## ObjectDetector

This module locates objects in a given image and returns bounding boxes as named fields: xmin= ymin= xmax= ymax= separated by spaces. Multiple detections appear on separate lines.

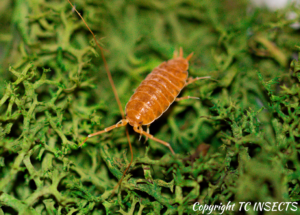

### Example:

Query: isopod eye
xmin=139 ymin=121 xmax=143 ymax=125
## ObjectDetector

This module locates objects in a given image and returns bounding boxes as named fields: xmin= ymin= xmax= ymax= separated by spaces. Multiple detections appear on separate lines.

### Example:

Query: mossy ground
xmin=0 ymin=0 xmax=300 ymax=214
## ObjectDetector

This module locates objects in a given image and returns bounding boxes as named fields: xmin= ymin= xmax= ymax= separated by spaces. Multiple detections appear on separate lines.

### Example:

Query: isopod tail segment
xmin=173 ymin=47 xmax=193 ymax=60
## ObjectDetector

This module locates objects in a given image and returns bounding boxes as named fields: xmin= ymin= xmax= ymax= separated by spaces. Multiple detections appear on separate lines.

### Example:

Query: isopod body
xmin=126 ymin=55 xmax=189 ymax=126
xmin=82 ymin=48 xmax=209 ymax=155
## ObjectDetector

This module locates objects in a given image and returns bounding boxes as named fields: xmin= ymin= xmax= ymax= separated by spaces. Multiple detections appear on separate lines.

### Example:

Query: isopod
xmin=82 ymin=48 xmax=210 ymax=154
xmin=67 ymin=0 xmax=210 ymax=191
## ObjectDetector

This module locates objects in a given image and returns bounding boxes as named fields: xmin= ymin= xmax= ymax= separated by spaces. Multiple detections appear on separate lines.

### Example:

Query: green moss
xmin=1 ymin=0 xmax=300 ymax=214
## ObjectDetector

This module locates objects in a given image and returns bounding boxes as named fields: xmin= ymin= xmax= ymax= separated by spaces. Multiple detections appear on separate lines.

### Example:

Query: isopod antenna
xmin=67 ymin=0 xmax=133 ymax=194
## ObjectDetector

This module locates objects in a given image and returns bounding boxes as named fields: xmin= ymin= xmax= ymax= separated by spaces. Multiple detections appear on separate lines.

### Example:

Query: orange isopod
xmin=81 ymin=48 xmax=210 ymax=154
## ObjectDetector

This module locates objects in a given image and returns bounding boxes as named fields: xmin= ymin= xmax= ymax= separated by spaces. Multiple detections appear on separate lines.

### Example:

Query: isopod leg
xmin=133 ymin=126 xmax=175 ymax=155
xmin=179 ymin=47 xmax=183 ymax=58
xmin=186 ymin=52 xmax=194 ymax=61
xmin=143 ymin=125 xmax=150 ymax=144
xmin=175 ymin=96 xmax=199 ymax=102
xmin=173 ymin=50 xmax=178 ymax=58
xmin=138 ymin=126 xmax=143 ymax=141
xmin=80 ymin=119 xmax=128 ymax=147
xmin=185 ymin=76 xmax=211 ymax=86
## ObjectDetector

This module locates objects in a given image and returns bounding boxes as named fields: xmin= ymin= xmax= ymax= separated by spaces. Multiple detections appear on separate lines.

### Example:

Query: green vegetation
xmin=0 ymin=0 xmax=300 ymax=214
